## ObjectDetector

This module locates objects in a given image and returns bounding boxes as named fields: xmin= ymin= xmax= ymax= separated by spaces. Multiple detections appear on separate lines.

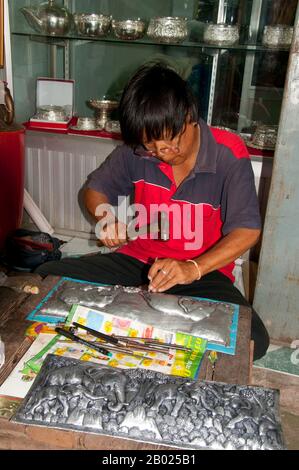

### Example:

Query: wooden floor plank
xmin=0 ymin=275 xmax=60 ymax=361
xmin=212 ymin=306 xmax=252 ymax=385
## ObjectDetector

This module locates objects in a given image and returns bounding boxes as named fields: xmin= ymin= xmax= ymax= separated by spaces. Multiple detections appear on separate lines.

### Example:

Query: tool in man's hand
xmin=130 ymin=211 xmax=169 ymax=241
xmin=98 ymin=210 xmax=169 ymax=245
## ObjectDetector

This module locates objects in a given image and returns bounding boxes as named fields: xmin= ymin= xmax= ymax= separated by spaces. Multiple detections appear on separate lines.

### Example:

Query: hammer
xmin=127 ymin=210 xmax=170 ymax=241
xmin=97 ymin=210 xmax=170 ymax=245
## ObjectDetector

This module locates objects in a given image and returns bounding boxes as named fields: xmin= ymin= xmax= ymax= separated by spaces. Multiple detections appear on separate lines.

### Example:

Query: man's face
xmin=136 ymin=121 xmax=199 ymax=166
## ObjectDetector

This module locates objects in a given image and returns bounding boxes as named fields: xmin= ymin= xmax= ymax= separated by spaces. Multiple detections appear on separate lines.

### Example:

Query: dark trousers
xmin=36 ymin=252 xmax=269 ymax=360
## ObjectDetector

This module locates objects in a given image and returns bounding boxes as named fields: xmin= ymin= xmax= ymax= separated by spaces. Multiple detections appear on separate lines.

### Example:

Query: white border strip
xmin=4 ymin=0 xmax=13 ymax=93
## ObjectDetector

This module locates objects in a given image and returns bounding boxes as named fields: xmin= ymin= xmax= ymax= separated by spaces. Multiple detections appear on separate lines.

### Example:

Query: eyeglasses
xmin=134 ymin=146 xmax=157 ymax=158
xmin=134 ymin=127 xmax=185 ymax=158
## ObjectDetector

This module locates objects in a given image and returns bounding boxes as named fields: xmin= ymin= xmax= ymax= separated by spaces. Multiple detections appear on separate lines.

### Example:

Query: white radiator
xmin=25 ymin=132 xmax=119 ymax=237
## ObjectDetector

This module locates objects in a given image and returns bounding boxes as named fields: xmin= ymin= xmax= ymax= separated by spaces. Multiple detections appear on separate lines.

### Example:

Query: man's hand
xmin=147 ymin=228 xmax=261 ymax=292
xmin=98 ymin=220 xmax=128 ymax=249
xmin=84 ymin=188 xmax=130 ymax=249
xmin=148 ymin=258 xmax=200 ymax=292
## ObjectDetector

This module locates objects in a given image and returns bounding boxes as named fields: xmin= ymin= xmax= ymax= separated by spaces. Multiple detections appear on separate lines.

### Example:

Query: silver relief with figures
xmin=12 ymin=355 xmax=285 ymax=450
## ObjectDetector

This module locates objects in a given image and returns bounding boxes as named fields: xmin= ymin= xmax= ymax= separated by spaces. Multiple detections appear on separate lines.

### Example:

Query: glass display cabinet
xmin=4 ymin=0 xmax=299 ymax=240
xmin=7 ymin=0 xmax=299 ymax=130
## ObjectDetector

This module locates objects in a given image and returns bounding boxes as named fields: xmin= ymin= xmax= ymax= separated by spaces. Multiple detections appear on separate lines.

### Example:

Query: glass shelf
xmin=11 ymin=31 xmax=291 ymax=53
xmin=9 ymin=0 xmax=297 ymax=129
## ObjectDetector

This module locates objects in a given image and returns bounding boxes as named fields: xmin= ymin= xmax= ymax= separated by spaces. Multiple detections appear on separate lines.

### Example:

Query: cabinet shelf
xmin=9 ymin=0 xmax=297 ymax=130
xmin=11 ymin=31 xmax=291 ymax=53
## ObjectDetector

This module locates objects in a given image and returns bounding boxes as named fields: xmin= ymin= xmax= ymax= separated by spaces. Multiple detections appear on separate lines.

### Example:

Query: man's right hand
xmin=84 ymin=189 xmax=127 ymax=248
xmin=98 ymin=220 xmax=128 ymax=249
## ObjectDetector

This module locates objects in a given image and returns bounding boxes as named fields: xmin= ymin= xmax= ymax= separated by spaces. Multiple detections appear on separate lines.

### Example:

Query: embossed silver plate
xmin=12 ymin=355 xmax=285 ymax=450
xmin=33 ymin=280 xmax=237 ymax=346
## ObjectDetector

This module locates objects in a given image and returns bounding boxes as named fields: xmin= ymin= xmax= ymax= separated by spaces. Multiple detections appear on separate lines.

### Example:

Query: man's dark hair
xmin=119 ymin=63 xmax=199 ymax=147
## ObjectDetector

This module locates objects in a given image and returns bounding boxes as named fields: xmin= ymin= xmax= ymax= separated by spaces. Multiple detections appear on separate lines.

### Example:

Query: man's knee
xmin=34 ymin=260 xmax=62 ymax=277
xmin=251 ymin=310 xmax=270 ymax=361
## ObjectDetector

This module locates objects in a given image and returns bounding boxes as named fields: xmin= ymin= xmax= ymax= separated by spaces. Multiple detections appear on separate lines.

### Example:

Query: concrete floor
xmin=280 ymin=408 xmax=299 ymax=450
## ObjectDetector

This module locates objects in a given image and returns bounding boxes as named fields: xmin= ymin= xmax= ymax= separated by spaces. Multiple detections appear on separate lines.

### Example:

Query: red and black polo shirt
xmin=87 ymin=119 xmax=261 ymax=281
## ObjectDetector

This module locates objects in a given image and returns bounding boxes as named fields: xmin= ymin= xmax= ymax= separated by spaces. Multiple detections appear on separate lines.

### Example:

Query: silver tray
xmin=69 ymin=125 xmax=103 ymax=132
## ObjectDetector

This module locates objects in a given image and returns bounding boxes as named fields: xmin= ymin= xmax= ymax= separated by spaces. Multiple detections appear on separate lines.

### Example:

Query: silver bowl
xmin=147 ymin=17 xmax=188 ymax=44
xmin=76 ymin=117 xmax=98 ymax=130
xmin=112 ymin=19 xmax=146 ymax=40
xmin=203 ymin=23 xmax=239 ymax=46
xmin=262 ymin=25 xmax=293 ymax=48
xmin=89 ymin=99 xmax=119 ymax=111
xmin=251 ymin=125 xmax=278 ymax=150
xmin=73 ymin=13 xmax=112 ymax=37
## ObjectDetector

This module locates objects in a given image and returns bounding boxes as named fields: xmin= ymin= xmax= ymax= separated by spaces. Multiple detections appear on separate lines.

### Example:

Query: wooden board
xmin=212 ymin=305 xmax=252 ymax=385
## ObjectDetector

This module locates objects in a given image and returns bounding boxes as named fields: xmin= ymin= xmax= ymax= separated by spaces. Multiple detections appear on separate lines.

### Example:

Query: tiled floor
xmin=254 ymin=344 xmax=299 ymax=377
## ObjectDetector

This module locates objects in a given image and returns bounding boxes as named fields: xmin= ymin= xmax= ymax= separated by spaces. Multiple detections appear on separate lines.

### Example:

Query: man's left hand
xmin=148 ymin=258 xmax=200 ymax=293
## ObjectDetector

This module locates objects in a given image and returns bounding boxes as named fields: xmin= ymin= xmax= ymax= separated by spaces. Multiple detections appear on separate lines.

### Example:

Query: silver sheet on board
xmin=40 ymin=282 xmax=237 ymax=345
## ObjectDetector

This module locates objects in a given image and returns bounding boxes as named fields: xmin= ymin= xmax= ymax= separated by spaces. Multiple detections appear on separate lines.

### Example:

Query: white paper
xmin=0 ymin=334 xmax=54 ymax=398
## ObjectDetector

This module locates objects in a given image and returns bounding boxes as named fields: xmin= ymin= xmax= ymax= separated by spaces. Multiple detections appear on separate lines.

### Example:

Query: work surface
xmin=0 ymin=274 xmax=252 ymax=450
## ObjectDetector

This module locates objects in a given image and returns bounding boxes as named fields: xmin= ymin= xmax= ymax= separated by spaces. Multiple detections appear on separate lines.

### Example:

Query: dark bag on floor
xmin=5 ymin=229 xmax=63 ymax=271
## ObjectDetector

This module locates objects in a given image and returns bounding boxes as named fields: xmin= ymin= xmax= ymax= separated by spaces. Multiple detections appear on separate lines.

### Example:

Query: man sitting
xmin=36 ymin=63 xmax=269 ymax=360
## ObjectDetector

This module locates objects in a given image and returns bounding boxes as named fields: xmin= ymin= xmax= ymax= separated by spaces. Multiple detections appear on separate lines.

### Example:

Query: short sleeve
xmin=86 ymin=145 xmax=133 ymax=205
xmin=221 ymin=158 xmax=261 ymax=235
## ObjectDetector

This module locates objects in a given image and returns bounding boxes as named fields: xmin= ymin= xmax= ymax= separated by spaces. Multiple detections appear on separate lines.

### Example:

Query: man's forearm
xmin=194 ymin=228 xmax=261 ymax=277
xmin=84 ymin=188 xmax=111 ymax=221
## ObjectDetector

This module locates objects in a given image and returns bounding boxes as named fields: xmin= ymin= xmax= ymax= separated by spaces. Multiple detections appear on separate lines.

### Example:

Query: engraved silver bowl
xmin=89 ymin=99 xmax=119 ymax=112
xmin=203 ymin=23 xmax=239 ymax=46
xmin=112 ymin=18 xmax=146 ymax=40
xmin=251 ymin=124 xmax=278 ymax=150
xmin=76 ymin=117 xmax=98 ymax=130
xmin=73 ymin=13 xmax=112 ymax=37
xmin=262 ymin=25 xmax=293 ymax=48
xmin=147 ymin=17 xmax=188 ymax=44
